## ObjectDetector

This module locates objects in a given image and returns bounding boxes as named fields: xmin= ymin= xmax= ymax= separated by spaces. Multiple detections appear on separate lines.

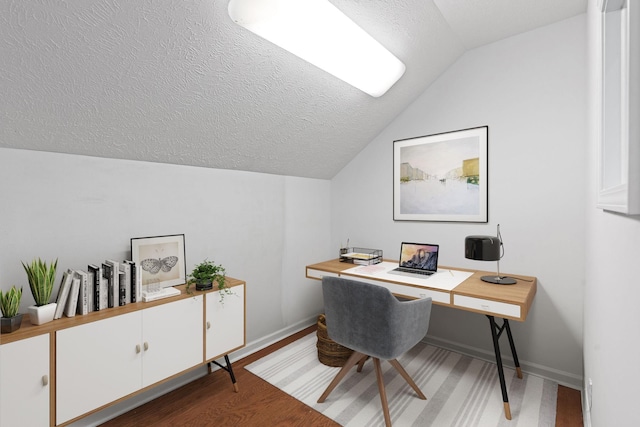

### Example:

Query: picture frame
xmin=131 ymin=234 xmax=186 ymax=289
xmin=393 ymin=126 xmax=488 ymax=222
xmin=596 ymin=0 xmax=640 ymax=214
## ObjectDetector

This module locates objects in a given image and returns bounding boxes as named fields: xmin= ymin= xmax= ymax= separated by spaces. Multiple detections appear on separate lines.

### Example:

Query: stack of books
xmin=53 ymin=260 xmax=143 ymax=319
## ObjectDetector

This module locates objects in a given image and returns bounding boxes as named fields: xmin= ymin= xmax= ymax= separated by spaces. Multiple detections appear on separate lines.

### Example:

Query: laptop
xmin=388 ymin=242 xmax=439 ymax=278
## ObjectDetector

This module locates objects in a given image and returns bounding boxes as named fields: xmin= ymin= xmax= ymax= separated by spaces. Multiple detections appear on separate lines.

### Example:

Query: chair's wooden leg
xmin=388 ymin=359 xmax=426 ymax=400
xmin=356 ymin=355 xmax=369 ymax=372
xmin=373 ymin=358 xmax=392 ymax=427
xmin=318 ymin=351 xmax=364 ymax=403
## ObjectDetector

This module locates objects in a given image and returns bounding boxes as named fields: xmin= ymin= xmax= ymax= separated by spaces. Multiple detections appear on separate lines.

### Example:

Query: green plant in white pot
xmin=0 ymin=286 xmax=23 ymax=334
xmin=22 ymin=258 xmax=58 ymax=325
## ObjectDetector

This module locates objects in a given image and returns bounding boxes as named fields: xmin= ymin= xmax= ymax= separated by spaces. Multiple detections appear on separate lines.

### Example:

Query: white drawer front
xmin=453 ymin=295 xmax=521 ymax=318
xmin=341 ymin=275 xmax=450 ymax=304
xmin=306 ymin=268 xmax=339 ymax=280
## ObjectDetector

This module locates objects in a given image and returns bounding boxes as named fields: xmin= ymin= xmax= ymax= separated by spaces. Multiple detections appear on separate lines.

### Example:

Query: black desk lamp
xmin=465 ymin=224 xmax=516 ymax=285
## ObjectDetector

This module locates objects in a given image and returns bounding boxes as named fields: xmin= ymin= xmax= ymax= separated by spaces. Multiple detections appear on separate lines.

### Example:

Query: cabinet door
xmin=0 ymin=334 xmax=50 ymax=427
xmin=205 ymin=284 xmax=245 ymax=360
xmin=142 ymin=295 xmax=203 ymax=387
xmin=56 ymin=311 xmax=142 ymax=425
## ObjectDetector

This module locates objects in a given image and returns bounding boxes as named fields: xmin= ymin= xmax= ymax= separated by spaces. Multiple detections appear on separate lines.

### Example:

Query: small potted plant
xmin=187 ymin=259 xmax=232 ymax=302
xmin=22 ymin=258 xmax=58 ymax=325
xmin=0 ymin=286 xmax=23 ymax=334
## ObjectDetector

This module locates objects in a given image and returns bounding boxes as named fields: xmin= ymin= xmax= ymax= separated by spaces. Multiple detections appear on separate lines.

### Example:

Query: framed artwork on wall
xmin=131 ymin=234 xmax=186 ymax=289
xmin=393 ymin=126 xmax=488 ymax=222
xmin=596 ymin=0 xmax=640 ymax=214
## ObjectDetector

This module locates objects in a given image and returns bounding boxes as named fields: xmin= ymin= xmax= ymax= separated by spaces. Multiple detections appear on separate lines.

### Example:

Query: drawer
xmin=453 ymin=295 xmax=521 ymax=318
xmin=341 ymin=276 xmax=450 ymax=304
xmin=306 ymin=268 xmax=339 ymax=280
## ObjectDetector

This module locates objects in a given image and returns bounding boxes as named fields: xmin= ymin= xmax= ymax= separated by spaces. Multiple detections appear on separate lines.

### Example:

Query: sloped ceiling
xmin=0 ymin=0 xmax=586 ymax=179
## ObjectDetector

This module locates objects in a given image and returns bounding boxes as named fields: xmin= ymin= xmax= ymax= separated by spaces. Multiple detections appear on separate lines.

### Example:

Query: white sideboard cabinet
xmin=0 ymin=278 xmax=246 ymax=427
xmin=0 ymin=333 xmax=50 ymax=427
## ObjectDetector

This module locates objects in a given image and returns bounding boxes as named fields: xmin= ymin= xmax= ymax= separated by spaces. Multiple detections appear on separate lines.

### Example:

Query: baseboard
xmin=582 ymin=393 xmax=592 ymax=427
xmin=424 ymin=334 xmax=583 ymax=390
xmin=68 ymin=367 xmax=209 ymax=427
xmin=68 ymin=315 xmax=318 ymax=427
xmin=582 ymin=379 xmax=592 ymax=427
xmin=229 ymin=315 xmax=317 ymax=361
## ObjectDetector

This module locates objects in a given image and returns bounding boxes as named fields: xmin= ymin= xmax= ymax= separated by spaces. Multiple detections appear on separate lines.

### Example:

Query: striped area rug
xmin=245 ymin=333 xmax=557 ymax=426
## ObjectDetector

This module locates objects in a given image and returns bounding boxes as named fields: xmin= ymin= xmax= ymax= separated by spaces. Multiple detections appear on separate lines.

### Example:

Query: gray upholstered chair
xmin=318 ymin=276 xmax=433 ymax=427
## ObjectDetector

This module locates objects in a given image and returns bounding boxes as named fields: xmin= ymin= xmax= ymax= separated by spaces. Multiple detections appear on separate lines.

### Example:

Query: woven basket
xmin=316 ymin=314 xmax=353 ymax=367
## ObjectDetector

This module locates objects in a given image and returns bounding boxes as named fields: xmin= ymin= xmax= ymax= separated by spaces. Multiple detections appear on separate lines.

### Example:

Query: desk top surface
xmin=306 ymin=259 xmax=537 ymax=321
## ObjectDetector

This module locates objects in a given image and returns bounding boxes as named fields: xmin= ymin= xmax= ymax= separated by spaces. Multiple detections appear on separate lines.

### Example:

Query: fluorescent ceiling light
xmin=228 ymin=0 xmax=406 ymax=97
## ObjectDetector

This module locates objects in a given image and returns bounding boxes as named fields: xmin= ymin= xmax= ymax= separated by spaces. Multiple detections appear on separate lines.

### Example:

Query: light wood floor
xmin=102 ymin=326 xmax=583 ymax=426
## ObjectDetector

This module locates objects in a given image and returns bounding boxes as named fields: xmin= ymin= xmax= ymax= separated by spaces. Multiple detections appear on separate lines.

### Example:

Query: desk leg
xmin=504 ymin=319 xmax=523 ymax=379
xmin=487 ymin=315 xmax=522 ymax=420
xmin=209 ymin=355 xmax=239 ymax=392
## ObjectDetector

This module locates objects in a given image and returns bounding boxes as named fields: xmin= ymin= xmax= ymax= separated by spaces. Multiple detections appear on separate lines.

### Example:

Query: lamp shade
xmin=465 ymin=236 xmax=500 ymax=261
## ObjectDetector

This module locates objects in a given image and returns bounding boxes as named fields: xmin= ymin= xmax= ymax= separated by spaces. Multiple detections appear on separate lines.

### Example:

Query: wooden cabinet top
xmin=0 ymin=277 xmax=245 ymax=345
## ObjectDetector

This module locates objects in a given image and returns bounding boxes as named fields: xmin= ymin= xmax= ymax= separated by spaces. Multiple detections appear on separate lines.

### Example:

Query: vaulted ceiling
xmin=1 ymin=0 xmax=586 ymax=179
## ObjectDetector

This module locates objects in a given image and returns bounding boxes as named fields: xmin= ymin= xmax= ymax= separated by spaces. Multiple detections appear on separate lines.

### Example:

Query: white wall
xmin=0 ymin=148 xmax=331 ymax=343
xmin=331 ymin=15 xmax=587 ymax=387
xmin=584 ymin=1 xmax=640 ymax=425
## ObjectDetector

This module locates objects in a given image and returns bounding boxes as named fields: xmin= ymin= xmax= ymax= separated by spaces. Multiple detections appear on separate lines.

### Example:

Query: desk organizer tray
xmin=339 ymin=247 xmax=382 ymax=265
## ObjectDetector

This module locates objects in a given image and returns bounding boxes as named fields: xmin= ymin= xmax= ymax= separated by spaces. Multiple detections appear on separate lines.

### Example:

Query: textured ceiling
xmin=0 ymin=0 xmax=586 ymax=179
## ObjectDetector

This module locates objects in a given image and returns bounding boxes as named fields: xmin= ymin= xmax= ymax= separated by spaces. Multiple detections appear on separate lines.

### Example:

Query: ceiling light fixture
xmin=227 ymin=0 xmax=406 ymax=97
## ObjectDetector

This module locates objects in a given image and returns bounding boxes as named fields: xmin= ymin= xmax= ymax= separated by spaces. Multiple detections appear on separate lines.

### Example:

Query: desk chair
xmin=318 ymin=276 xmax=433 ymax=427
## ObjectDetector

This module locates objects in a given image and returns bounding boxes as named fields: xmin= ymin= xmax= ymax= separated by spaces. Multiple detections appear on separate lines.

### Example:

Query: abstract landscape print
xmin=393 ymin=126 xmax=488 ymax=222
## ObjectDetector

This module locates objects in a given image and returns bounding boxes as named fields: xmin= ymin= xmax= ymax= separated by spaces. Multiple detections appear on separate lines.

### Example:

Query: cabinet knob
xmin=136 ymin=344 xmax=141 ymax=353
xmin=206 ymin=321 xmax=211 ymax=330
xmin=144 ymin=342 xmax=149 ymax=351
xmin=42 ymin=375 xmax=49 ymax=386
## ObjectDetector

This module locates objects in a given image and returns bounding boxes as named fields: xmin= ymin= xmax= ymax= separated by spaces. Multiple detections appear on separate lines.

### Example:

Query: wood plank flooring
xmin=101 ymin=326 xmax=583 ymax=426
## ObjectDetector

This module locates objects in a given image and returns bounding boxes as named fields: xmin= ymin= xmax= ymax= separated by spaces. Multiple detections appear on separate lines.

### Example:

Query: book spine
xmin=102 ymin=263 xmax=114 ymax=308
xmin=128 ymin=261 xmax=137 ymax=303
xmin=75 ymin=270 xmax=89 ymax=316
xmin=130 ymin=261 xmax=137 ymax=303
xmin=54 ymin=270 xmax=74 ymax=319
xmin=65 ymin=277 xmax=80 ymax=317
xmin=120 ymin=262 xmax=131 ymax=304
xmin=105 ymin=260 xmax=120 ymax=308
xmin=118 ymin=271 xmax=126 ymax=306
xmin=136 ymin=265 xmax=142 ymax=302
xmin=87 ymin=270 xmax=95 ymax=312
xmin=88 ymin=264 xmax=101 ymax=312
xmin=100 ymin=275 xmax=108 ymax=310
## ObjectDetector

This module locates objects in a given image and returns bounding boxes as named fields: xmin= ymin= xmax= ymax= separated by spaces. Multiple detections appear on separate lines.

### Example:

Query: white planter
xmin=27 ymin=303 xmax=57 ymax=325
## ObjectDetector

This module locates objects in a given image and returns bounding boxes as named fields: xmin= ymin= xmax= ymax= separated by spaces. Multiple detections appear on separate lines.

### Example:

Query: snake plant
xmin=0 ymin=286 xmax=22 ymax=318
xmin=22 ymin=258 xmax=58 ymax=306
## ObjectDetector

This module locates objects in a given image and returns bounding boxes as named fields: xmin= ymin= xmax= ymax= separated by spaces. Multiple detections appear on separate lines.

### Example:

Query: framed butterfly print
xmin=131 ymin=234 xmax=186 ymax=289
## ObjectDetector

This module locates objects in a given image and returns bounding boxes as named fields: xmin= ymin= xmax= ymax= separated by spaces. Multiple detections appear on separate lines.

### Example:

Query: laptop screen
xmin=399 ymin=242 xmax=439 ymax=272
